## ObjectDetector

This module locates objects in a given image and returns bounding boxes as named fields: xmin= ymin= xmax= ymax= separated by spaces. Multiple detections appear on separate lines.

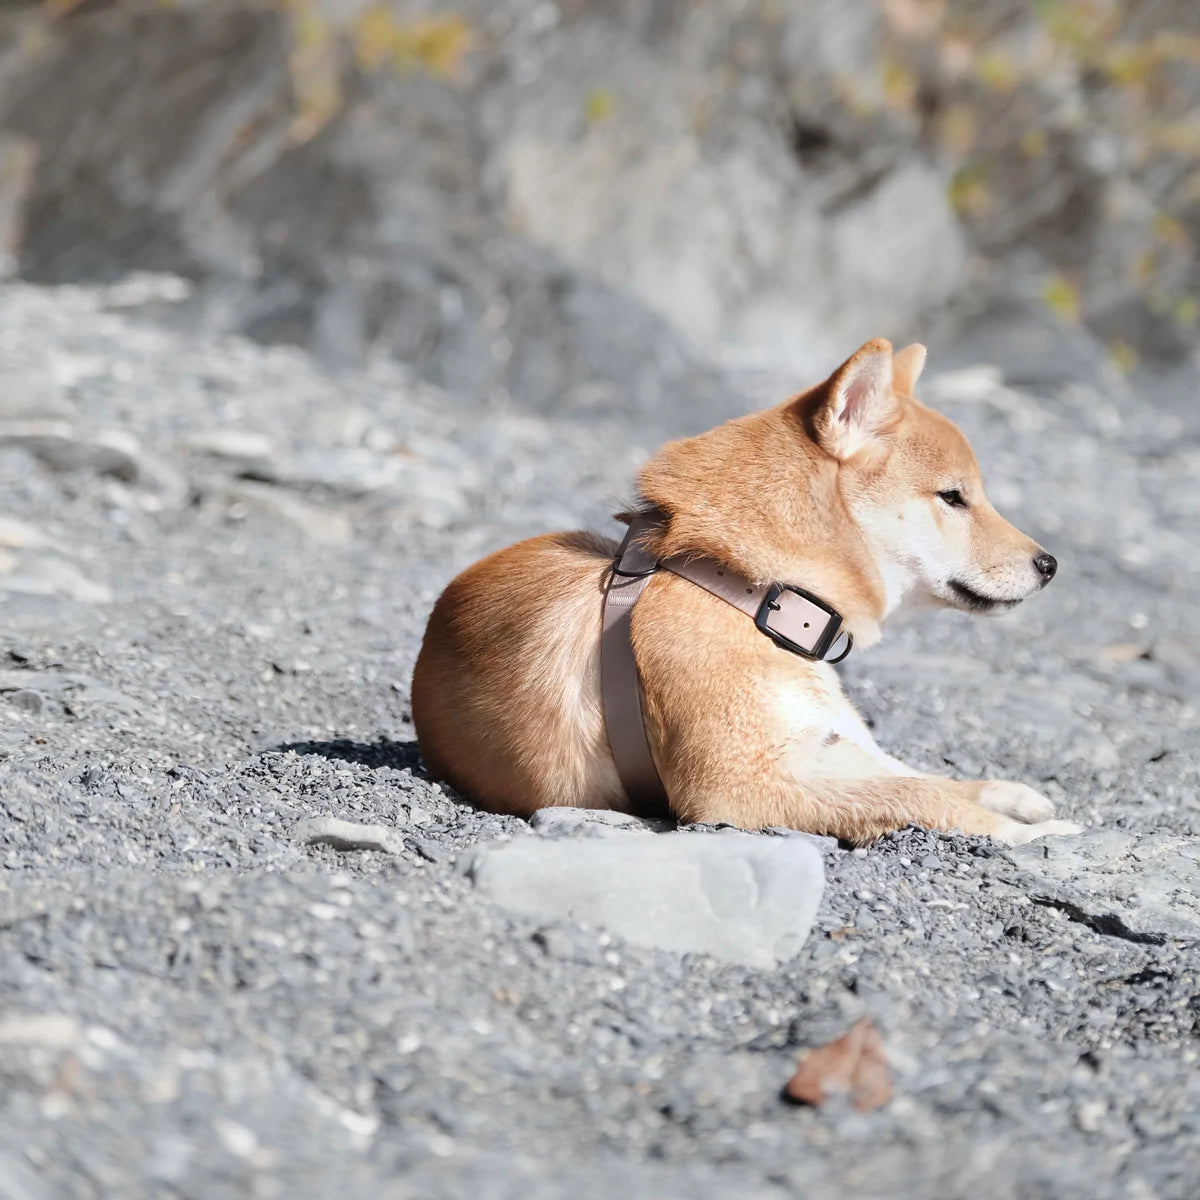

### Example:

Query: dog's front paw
xmin=993 ymin=818 xmax=1083 ymax=845
xmin=978 ymin=781 xmax=1056 ymax=823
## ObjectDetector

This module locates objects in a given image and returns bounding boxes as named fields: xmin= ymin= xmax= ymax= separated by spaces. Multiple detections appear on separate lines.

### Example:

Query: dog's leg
xmin=681 ymin=776 xmax=1080 ymax=847
xmin=815 ymin=704 xmax=1059 ymax=824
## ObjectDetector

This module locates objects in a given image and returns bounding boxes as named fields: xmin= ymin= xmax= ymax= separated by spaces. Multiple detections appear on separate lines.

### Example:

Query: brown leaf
xmin=826 ymin=926 xmax=859 ymax=940
xmin=784 ymin=1018 xmax=892 ymax=1111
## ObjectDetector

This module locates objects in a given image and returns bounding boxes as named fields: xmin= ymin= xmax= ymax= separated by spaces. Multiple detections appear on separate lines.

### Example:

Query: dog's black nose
xmin=1033 ymin=552 xmax=1057 ymax=582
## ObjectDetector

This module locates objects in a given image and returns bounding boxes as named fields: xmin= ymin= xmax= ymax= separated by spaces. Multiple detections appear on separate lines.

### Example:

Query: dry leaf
xmin=785 ymin=1018 xmax=892 ymax=1111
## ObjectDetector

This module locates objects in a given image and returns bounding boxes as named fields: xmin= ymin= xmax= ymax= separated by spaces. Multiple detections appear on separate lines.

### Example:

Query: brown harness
xmin=600 ymin=515 xmax=853 ymax=816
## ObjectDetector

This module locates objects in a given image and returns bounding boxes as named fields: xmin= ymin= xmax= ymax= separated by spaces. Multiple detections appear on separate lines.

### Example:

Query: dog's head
xmin=808 ymin=338 xmax=1056 ymax=615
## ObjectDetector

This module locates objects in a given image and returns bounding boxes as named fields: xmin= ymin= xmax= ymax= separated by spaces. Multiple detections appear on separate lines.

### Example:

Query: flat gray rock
xmin=466 ymin=831 xmax=824 ymax=968
xmin=294 ymin=816 xmax=404 ymax=856
xmin=1006 ymin=831 xmax=1200 ymax=944
xmin=528 ymin=806 xmax=674 ymax=837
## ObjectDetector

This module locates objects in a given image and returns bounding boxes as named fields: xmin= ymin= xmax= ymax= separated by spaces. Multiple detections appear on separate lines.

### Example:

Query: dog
xmin=412 ymin=338 xmax=1080 ymax=845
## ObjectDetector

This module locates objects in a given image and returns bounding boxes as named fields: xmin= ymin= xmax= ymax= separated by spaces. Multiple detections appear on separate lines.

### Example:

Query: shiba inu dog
xmin=412 ymin=339 xmax=1080 ymax=845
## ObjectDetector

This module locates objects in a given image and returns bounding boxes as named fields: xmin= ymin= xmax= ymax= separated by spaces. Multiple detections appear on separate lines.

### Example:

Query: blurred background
xmin=1 ymin=0 xmax=1198 ymax=420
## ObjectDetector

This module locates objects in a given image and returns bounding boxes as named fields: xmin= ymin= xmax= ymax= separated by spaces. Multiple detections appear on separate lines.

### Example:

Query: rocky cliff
xmin=0 ymin=0 xmax=1196 ymax=417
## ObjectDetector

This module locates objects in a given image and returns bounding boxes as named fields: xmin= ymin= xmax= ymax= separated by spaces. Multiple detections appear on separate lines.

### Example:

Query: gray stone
xmin=186 ymin=428 xmax=276 ymax=464
xmin=466 ymin=831 xmax=824 ymax=968
xmin=0 ymin=516 xmax=46 ymax=549
xmin=4 ymin=688 xmax=41 ymax=714
xmin=0 ymin=420 xmax=142 ymax=481
xmin=528 ymin=806 xmax=673 ymax=838
xmin=254 ymin=446 xmax=404 ymax=496
xmin=1007 ymin=832 xmax=1200 ymax=943
xmin=294 ymin=817 xmax=404 ymax=856
xmin=531 ymin=925 xmax=604 ymax=966
xmin=0 ymin=557 xmax=112 ymax=605
xmin=225 ymin=482 xmax=353 ymax=544
xmin=0 ymin=671 xmax=137 ymax=713
xmin=0 ymin=1012 xmax=80 ymax=1048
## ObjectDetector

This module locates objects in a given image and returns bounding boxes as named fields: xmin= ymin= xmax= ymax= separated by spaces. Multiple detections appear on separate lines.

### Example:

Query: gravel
xmin=0 ymin=277 xmax=1198 ymax=1198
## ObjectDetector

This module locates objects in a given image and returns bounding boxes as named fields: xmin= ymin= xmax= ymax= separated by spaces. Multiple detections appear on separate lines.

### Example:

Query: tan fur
xmin=411 ymin=340 xmax=1079 ymax=845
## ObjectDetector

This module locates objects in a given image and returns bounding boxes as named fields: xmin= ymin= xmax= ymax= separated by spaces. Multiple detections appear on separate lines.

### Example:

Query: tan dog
xmin=412 ymin=339 xmax=1081 ymax=845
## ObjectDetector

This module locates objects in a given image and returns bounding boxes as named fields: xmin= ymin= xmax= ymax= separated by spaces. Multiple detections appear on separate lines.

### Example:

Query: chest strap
xmin=600 ymin=516 xmax=853 ymax=815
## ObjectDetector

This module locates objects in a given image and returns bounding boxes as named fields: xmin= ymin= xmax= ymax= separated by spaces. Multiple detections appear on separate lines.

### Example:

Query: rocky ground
xmin=1 ymin=276 xmax=1198 ymax=1199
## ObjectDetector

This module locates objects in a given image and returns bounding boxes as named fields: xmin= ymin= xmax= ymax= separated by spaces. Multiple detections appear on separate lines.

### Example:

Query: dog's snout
xmin=1033 ymin=552 xmax=1057 ymax=584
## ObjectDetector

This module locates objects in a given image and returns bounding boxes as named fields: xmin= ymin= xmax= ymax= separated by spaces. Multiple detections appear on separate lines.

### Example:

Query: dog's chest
xmin=768 ymin=665 xmax=871 ymax=753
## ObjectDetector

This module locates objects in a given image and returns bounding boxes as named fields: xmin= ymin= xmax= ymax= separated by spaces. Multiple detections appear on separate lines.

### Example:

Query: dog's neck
xmin=634 ymin=403 xmax=892 ymax=649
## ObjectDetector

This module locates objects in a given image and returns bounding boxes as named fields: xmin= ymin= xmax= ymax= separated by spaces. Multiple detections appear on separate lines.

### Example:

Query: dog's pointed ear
xmin=810 ymin=338 xmax=897 ymax=460
xmin=892 ymin=343 xmax=927 ymax=396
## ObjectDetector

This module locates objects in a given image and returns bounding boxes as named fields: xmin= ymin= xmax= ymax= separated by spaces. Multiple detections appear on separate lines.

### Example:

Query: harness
xmin=599 ymin=515 xmax=853 ymax=816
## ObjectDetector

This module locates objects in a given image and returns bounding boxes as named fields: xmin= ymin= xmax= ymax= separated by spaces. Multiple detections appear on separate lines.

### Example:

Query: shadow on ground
xmin=277 ymin=738 xmax=425 ymax=774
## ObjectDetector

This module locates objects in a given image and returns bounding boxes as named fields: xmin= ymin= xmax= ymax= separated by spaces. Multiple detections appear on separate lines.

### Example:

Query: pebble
xmin=0 ymin=558 xmax=112 ymax=605
xmin=186 ymin=429 xmax=277 ymax=463
xmin=0 ymin=1013 xmax=81 ymax=1049
xmin=294 ymin=817 xmax=404 ymax=855
xmin=0 ymin=420 xmax=135 ymax=476
xmin=529 ymin=806 xmax=672 ymax=837
xmin=5 ymin=688 xmax=42 ymax=713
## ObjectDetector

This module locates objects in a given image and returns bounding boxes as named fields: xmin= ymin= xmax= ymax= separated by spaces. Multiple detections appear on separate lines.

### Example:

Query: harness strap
xmin=600 ymin=516 xmax=854 ymax=816
xmin=600 ymin=522 xmax=671 ymax=815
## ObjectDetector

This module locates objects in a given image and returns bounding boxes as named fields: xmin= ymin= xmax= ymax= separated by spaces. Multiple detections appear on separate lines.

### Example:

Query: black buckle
xmin=611 ymin=554 xmax=659 ymax=580
xmin=754 ymin=583 xmax=850 ymax=662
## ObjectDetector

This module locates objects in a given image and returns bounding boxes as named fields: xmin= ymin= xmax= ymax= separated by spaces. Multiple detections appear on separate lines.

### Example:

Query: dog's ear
xmin=892 ymin=343 xmax=927 ymax=396
xmin=811 ymin=338 xmax=896 ymax=460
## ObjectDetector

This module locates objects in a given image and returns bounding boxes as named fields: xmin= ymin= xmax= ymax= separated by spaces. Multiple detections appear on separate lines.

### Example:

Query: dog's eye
xmin=937 ymin=488 xmax=967 ymax=508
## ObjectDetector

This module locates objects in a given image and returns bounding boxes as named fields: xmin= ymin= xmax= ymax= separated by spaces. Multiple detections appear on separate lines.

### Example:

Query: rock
xmin=0 ymin=516 xmax=46 ymax=549
xmin=1065 ymin=735 xmax=1121 ymax=772
xmin=0 ymin=671 xmax=138 ymax=714
xmin=0 ymin=420 xmax=184 ymax=501
xmin=532 ymin=924 xmax=604 ymax=966
xmin=854 ymin=905 xmax=879 ymax=932
xmin=465 ymin=831 xmax=825 ymax=968
xmin=0 ymin=1012 xmax=80 ymax=1048
xmin=1006 ymin=832 xmax=1200 ymax=943
xmin=186 ymin=429 xmax=277 ymax=466
xmin=248 ymin=446 xmax=418 ymax=498
xmin=295 ymin=817 xmax=404 ymax=856
xmin=503 ymin=61 xmax=964 ymax=381
xmin=5 ymin=688 xmax=42 ymax=714
xmin=528 ymin=806 xmax=674 ymax=837
xmin=0 ymin=420 xmax=142 ymax=481
xmin=761 ymin=826 xmax=840 ymax=854
xmin=225 ymin=482 xmax=353 ymax=544
xmin=101 ymin=272 xmax=192 ymax=308
xmin=0 ymin=558 xmax=111 ymax=605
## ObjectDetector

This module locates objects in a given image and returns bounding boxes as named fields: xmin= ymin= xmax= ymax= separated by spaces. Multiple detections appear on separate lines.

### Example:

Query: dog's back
xmin=411 ymin=530 xmax=625 ymax=815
